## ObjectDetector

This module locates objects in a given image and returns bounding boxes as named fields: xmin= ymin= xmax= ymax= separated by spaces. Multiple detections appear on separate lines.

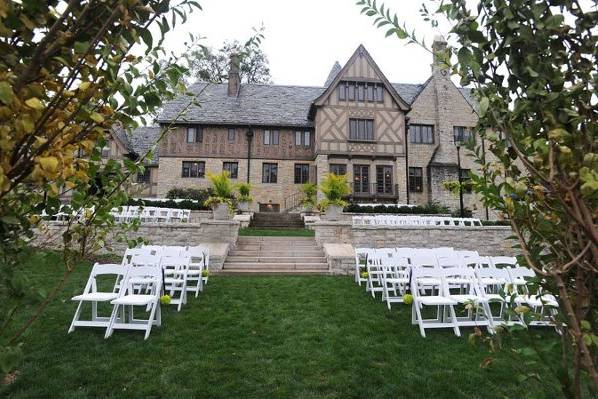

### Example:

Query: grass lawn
xmin=1 ymin=250 xmax=561 ymax=398
xmin=239 ymin=227 xmax=315 ymax=237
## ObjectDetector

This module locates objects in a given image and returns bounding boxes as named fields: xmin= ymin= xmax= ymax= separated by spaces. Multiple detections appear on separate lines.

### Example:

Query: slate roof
xmin=156 ymin=80 xmax=476 ymax=128
xmin=156 ymin=82 xmax=325 ymax=128
xmin=324 ymin=61 xmax=342 ymax=86
xmin=128 ymin=126 xmax=162 ymax=165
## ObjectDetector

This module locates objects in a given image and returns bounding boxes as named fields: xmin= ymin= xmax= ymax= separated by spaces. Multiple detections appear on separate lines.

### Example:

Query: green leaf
xmin=0 ymin=81 xmax=15 ymax=105
xmin=90 ymin=112 xmax=104 ymax=123
xmin=479 ymin=97 xmax=489 ymax=117
xmin=74 ymin=41 xmax=90 ymax=54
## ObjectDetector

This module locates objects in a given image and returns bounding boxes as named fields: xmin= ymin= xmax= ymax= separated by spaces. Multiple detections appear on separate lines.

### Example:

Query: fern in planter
xmin=204 ymin=171 xmax=235 ymax=211
xmin=318 ymin=173 xmax=350 ymax=210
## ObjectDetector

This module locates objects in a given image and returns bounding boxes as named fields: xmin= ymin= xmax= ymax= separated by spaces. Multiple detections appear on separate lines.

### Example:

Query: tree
xmin=187 ymin=28 xmax=271 ymax=84
xmin=359 ymin=0 xmax=597 ymax=397
xmin=0 ymin=0 xmax=201 ymax=375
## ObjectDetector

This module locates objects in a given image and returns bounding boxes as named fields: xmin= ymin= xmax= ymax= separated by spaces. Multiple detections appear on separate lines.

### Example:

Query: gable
xmin=312 ymin=45 xmax=410 ymax=112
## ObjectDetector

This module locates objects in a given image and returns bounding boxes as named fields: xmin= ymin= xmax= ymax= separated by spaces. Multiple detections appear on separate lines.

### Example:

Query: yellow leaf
xmin=90 ymin=112 xmax=104 ymax=123
xmin=38 ymin=156 xmax=59 ymax=173
xmin=79 ymin=82 xmax=91 ymax=91
xmin=35 ymin=136 xmax=48 ymax=145
xmin=25 ymin=97 xmax=44 ymax=110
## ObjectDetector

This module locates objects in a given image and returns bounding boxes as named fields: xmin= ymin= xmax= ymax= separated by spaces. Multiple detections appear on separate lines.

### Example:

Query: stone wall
xmin=31 ymin=219 xmax=240 ymax=270
xmin=313 ymin=220 xmax=517 ymax=256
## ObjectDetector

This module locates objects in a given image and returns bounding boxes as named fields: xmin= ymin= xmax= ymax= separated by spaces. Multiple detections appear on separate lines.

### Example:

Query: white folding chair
xmin=411 ymin=266 xmax=460 ymax=337
xmin=380 ymin=253 xmax=410 ymax=309
xmin=184 ymin=246 xmax=206 ymax=297
xmin=365 ymin=251 xmax=384 ymax=298
xmin=69 ymin=263 xmax=127 ymax=333
xmin=161 ymin=255 xmax=190 ymax=311
xmin=354 ymin=248 xmax=373 ymax=286
xmin=507 ymin=266 xmax=559 ymax=327
xmin=105 ymin=266 xmax=162 ymax=340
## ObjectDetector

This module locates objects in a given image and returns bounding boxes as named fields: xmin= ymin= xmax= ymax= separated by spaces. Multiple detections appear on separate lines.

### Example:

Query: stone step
xmin=228 ymin=250 xmax=325 ymax=257
xmin=237 ymin=236 xmax=316 ymax=242
xmin=235 ymin=243 xmax=320 ymax=250
xmin=225 ymin=256 xmax=327 ymax=263
xmin=222 ymin=262 xmax=328 ymax=270
xmin=216 ymin=269 xmax=328 ymax=276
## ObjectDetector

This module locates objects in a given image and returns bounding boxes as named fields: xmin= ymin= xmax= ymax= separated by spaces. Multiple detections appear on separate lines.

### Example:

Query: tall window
xmin=186 ymin=126 xmax=202 ymax=143
xmin=181 ymin=161 xmax=205 ymax=178
xmin=349 ymin=118 xmax=374 ymax=141
xmin=460 ymin=168 xmax=472 ymax=193
xmin=262 ymin=163 xmax=278 ymax=183
xmin=294 ymin=164 xmax=310 ymax=184
xmin=223 ymin=162 xmax=238 ymax=179
xmin=409 ymin=124 xmax=434 ymax=144
xmin=409 ymin=167 xmax=423 ymax=192
xmin=338 ymin=81 xmax=384 ymax=103
xmin=228 ymin=128 xmax=236 ymax=143
xmin=137 ymin=168 xmax=150 ymax=183
xmin=329 ymin=164 xmax=347 ymax=175
xmin=454 ymin=126 xmax=474 ymax=144
xmin=295 ymin=131 xmax=311 ymax=147
xmin=263 ymin=130 xmax=279 ymax=145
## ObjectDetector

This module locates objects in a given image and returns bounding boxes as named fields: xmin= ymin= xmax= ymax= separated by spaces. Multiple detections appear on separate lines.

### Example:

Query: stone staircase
xmin=249 ymin=212 xmax=305 ymax=229
xmin=221 ymin=236 xmax=328 ymax=275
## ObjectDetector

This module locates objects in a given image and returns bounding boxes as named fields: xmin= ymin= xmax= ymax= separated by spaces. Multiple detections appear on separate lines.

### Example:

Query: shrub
xmin=450 ymin=208 xmax=473 ymax=218
xmin=236 ymin=182 xmax=253 ymax=203
xmin=344 ymin=201 xmax=449 ymax=215
xmin=319 ymin=173 xmax=350 ymax=210
xmin=301 ymin=183 xmax=317 ymax=209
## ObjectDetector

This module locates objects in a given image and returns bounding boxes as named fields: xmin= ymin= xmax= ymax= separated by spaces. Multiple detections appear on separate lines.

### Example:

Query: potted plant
xmin=318 ymin=173 xmax=349 ymax=221
xmin=236 ymin=182 xmax=253 ymax=212
xmin=204 ymin=171 xmax=234 ymax=220
xmin=300 ymin=182 xmax=317 ymax=213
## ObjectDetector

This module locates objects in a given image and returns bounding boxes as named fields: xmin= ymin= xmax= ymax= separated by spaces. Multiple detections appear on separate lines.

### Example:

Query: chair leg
xmin=448 ymin=305 xmax=461 ymax=337
xmin=414 ymin=303 xmax=426 ymax=337
xmin=104 ymin=304 xmax=120 ymax=339
xmin=68 ymin=301 xmax=84 ymax=333
xmin=145 ymin=303 xmax=157 ymax=340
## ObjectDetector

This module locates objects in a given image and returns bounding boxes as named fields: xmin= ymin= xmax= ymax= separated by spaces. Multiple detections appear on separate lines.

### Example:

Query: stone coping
xmin=323 ymin=243 xmax=354 ymax=259
xmin=44 ymin=220 xmax=239 ymax=227
xmin=313 ymin=219 xmax=511 ymax=231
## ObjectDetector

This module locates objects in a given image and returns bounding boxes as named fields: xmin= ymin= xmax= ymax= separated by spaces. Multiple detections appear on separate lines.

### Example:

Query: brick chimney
xmin=227 ymin=53 xmax=240 ymax=97
xmin=431 ymin=35 xmax=448 ymax=76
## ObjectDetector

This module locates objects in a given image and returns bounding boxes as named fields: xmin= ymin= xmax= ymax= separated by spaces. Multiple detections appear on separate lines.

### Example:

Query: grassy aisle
xmin=2 ymin=251 xmax=560 ymax=398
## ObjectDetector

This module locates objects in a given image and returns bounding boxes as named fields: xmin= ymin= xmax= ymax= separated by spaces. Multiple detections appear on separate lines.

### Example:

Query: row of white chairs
xmin=110 ymin=206 xmax=191 ymax=223
xmin=41 ymin=205 xmax=191 ymax=224
xmin=355 ymin=247 xmax=559 ymax=337
xmin=353 ymin=215 xmax=482 ymax=227
xmin=69 ymin=245 xmax=209 ymax=339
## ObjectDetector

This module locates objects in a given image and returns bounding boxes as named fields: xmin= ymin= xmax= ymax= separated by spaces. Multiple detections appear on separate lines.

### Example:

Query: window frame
xmin=223 ymin=161 xmax=239 ymax=179
xmin=295 ymin=131 xmax=311 ymax=147
xmin=409 ymin=124 xmax=435 ymax=144
xmin=453 ymin=126 xmax=474 ymax=145
xmin=408 ymin=167 xmax=423 ymax=192
xmin=294 ymin=163 xmax=310 ymax=184
xmin=459 ymin=168 xmax=473 ymax=193
xmin=349 ymin=118 xmax=375 ymax=141
xmin=262 ymin=163 xmax=278 ymax=183
xmin=136 ymin=167 xmax=151 ymax=183
xmin=181 ymin=161 xmax=205 ymax=178
xmin=329 ymin=163 xmax=347 ymax=176
xmin=263 ymin=130 xmax=280 ymax=145
xmin=186 ymin=126 xmax=202 ymax=143
xmin=228 ymin=128 xmax=236 ymax=143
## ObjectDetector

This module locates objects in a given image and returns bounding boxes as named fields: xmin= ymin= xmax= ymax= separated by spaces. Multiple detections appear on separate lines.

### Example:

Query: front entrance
xmin=258 ymin=203 xmax=280 ymax=212
xmin=353 ymin=165 xmax=370 ymax=194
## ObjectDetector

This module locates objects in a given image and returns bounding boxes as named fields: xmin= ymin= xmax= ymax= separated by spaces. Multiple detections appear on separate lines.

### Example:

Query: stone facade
xmin=120 ymin=39 xmax=495 ymax=218
xmin=31 ymin=220 xmax=240 ymax=270
xmin=313 ymin=220 xmax=517 ymax=256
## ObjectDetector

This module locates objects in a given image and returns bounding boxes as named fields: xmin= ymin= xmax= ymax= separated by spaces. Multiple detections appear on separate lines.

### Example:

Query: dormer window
xmin=338 ymin=81 xmax=384 ymax=103
xmin=186 ymin=126 xmax=202 ymax=143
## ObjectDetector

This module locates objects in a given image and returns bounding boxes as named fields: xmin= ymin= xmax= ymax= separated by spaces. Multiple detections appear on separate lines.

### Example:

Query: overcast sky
xmin=162 ymin=0 xmax=447 ymax=86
